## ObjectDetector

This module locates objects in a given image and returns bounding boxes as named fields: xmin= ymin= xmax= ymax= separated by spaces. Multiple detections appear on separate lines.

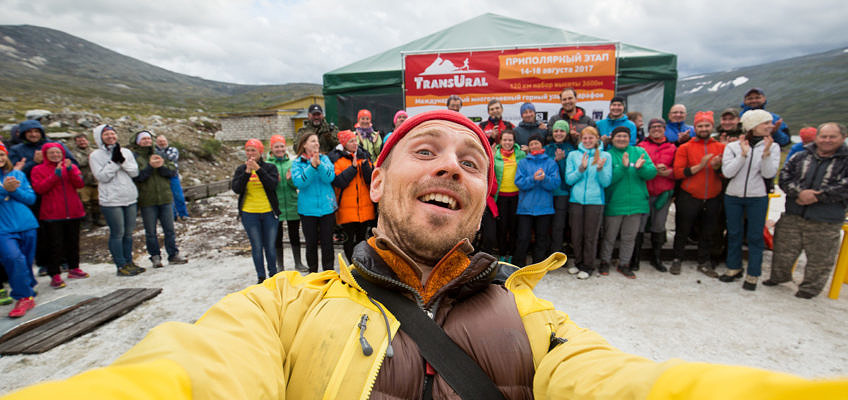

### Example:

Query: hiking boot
xmin=117 ymin=264 xmax=145 ymax=276
xmin=617 ymin=265 xmax=636 ymax=279
xmin=0 ymin=289 xmax=13 ymax=306
xmin=50 ymin=275 xmax=66 ymax=289
xmin=67 ymin=268 xmax=89 ymax=279
xmin=598 ymin=261 xmax=610 ymax=276
xmin=151 ymin=255 xmax=164 ymax=268
xmin=762 ymin=278 xmax=787 ymax=287
xmin=719 ymin=269 xmax=743 ymax=282
xmin=567 ymin=266 xmax=580 ymax=275
xmin=742 ymin=276 xmax=758 ymax=291
xmin=650 ymin=232 xmax=668 ymax=272
xmin=670 ymin=259 xmax=682 ymax=275
xmin=37 ymin=266 xmax=48 ymax=277
xmin=8 ymin=297 xmax=35 ymax=318
xmin=696 ymin=264 xmax=719 ymax=279
xmin=257 ymin=277 xmax=266 ymax=285
xmin=795 ymin=291 xmax=815 ymax=299
xmin=168 ymin=254 xmax=188 ymax=265
xmin=292 ymin=245 xmax=306 ymax=271
xmin=576 ymin=271 xmax=591 ymax=280
xmin=630 ymin=233 xmax=643 ymax=271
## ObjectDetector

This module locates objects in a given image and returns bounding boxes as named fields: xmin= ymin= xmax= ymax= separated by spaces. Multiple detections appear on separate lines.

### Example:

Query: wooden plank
xmin=182 ymin=185 xmax=207 ymax=201
xmin=0 ymin=289 xmax=144 ymax=354
xmin=27 ymin=289 xmax=161 ymax=354
xmin=206 ymin=180 xmax=230 ymax=196
xmin=0 ymin=295 xmax=97 ymax=344
xmin=0 ymin=288 xmax=161 ymax=355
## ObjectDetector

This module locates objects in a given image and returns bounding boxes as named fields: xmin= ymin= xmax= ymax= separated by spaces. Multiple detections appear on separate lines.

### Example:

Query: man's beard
xmin=311 ymin=119 xmax=321 ymax=127
xmin=379 ymin=184 xmax=478 ymax=265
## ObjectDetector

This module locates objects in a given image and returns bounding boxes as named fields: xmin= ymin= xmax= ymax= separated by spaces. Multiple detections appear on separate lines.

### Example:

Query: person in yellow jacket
xmin=5 ymin=111 xmax=846 ymax=399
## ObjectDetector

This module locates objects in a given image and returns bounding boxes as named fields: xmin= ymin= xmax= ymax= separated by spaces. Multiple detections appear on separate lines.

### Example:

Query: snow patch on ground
xmin=732 ymin=76 xmax=749 ymax=86
xmin=680 ymin=74 xmax=706 ymax=81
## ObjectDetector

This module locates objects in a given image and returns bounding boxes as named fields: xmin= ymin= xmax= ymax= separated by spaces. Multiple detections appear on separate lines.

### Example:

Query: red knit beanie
xmin=376 ymin=110 xmax=496 ymax=199
xmin=269 ymin=135 xmax=286 ymax=147
xmin=693 ymin=111 xmax=714 ymax=126
xmin=245 ymin=138 xmax=264 ymax=153
xmin=338 ymin=130 xmax=356 ymax=146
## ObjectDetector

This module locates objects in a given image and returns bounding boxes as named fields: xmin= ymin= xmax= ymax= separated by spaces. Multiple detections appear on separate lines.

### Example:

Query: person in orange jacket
xmin=671 ymin=111 xmax=725 ymax=276
xmin=328 ymin=130 xmax=375 ymax=262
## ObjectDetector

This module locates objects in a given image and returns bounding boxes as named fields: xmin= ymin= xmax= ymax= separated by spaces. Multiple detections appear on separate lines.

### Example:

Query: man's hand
xmin=622 ymin=152 xmax=630 ymax=168
xmin=710 ymin=155 xmax=722 ymax=170
xmin=2 ymin=176 xmax=20 ymax=192
xmin=13 ymin=158 xmax=25 ymax=171
xmin=149 ymin=154 xmax=165 ymax=169
xmin=796 ymin=189 xmax=821 ymax=205
xmin=533 ymin=168 xmax=545 ymax=181
xmin=634 ymin=154 xmax=646 ymax=169
xmin=678 ymin=129 xmax=691 ymax=143
xmin=596 ymin=156 xmax=606 ymax=170
xmin=33 ymin=150 xmax=43 ymax=164
xmin=539 ymin=122 xmax=548 ymax=130
xmin=580 ymin=153 xmax=589 ymax=172
xmin=699 ymin=153 xmax=713 ymax=167
xmin=762 ymin=136 xmax=774 ymax=158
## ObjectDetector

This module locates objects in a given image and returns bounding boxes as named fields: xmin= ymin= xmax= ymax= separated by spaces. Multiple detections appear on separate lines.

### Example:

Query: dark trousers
xmin=275 ymin=219 xmax=301 ymax=268
xmin=42 ymin=219 xmax=81 ymax=277
xmin=477 ymin=207 xmax=497 ymax=255
xmin=495 ymin=194 xmax=519 ymax=257
xmin=673 ymin=191 xmax=722 ymax=263
xmin=513 ymin=214 xmax=552 ymax=267
xmin=569 ymin=203 xmax=604 ymax=270
xmin=341 ymin=221 xmax=371 ymax=263
xmin=550 ymin=195 xmax=569 ymax=253
xmin=301 ymin=213 xmax=335 ymax=272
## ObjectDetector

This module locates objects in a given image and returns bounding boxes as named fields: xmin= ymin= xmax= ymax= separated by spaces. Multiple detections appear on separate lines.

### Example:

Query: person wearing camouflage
xmin=764 ymin=123 xmax=848 ymax=298
xmin=295 ymin=104 xmax=338 ymax=154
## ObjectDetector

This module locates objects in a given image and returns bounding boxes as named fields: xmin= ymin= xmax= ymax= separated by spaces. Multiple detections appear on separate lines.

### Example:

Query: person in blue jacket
xmin=665 ymin=104 xmax=694 ymax=145
xmin=544 ymin=120 xmax=577 ymax=255
xmin=292 ymin=132 xmax=337 ymax=273
xmin=0 ymin=142 xmax=39 ymax=318
xmin=565 ymin=126 xmax=613 ymax=279
xmin=596 ymin=96 xmax=637 ymax=145
xmin=739 ymin=88 xmax=791 ymax=147
xmin=512 ymin=135 xmax=559 ymax=267
xmin=8 ymin=119 xmax=78 ymax=178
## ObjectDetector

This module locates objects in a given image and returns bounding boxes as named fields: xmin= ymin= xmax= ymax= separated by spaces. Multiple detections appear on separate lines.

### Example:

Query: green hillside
xmin=675 ymin=47 xmax=848 ymax=131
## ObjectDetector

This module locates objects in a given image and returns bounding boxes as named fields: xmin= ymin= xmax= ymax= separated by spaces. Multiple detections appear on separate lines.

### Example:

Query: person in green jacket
xmin=599 ymin=127 xmax=656 ymax=278
xmin=268 ymin=135 xmax=305 ymax=272
xmin=130 ymin=131 xmax=188 ymax=268
xmin=493 ymin=129 xmax=526 ymax=261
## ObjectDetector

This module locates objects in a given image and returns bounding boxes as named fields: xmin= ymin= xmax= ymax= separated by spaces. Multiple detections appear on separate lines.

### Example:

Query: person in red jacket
xmin=328 ymin=130 xmax=375 ymax=262
xmin=29 ymin=143 xmax=89 ymax=288
xmin=638 ymin=118 xmax=676 ymax=272
xmin=671 ymin=111 xmax=725 ymax=276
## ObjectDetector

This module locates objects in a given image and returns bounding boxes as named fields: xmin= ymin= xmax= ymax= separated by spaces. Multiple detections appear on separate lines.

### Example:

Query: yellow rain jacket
xmin=5 ymin=242 xmax=846 ymax=399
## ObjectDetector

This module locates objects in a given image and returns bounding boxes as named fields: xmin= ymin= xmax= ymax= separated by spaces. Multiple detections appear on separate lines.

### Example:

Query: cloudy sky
xmin=2 ymin=0 xmax=846 ymax=85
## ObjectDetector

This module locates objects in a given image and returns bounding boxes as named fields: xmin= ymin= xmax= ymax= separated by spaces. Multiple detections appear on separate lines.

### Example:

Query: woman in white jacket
xmin=718 ymin=110 xmax=781 ymax=290
xmin=90 ymin=124 xmax=144 ymax=276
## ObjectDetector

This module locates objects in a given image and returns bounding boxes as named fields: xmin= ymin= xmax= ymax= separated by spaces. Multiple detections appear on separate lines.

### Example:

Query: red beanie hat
xmin=269 ymin=135 xmax=286 ymax=147
xmin=799 ymin=127 xmax=817 ymax=144
xmin=338 ymin=130 xmax=356 ymax=146
xmin=0 ymin=142 xmax=6 ymax=155
xmin=357 ymin=109 xmax=372 ymax=121
xmin=693 ymin=111 xmax=714 ymax=126
xmin=376 ymin=110 xmax=496 ymax=200
xmin=245 ymin=138 xmax=264 ymax=153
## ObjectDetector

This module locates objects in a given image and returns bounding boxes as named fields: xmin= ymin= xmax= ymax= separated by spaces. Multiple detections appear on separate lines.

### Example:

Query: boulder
xmin=25 ymin=109 xmax=52 ymax=120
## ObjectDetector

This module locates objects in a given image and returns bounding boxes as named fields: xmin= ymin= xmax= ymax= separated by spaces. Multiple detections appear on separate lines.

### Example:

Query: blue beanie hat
xmin=520 ymin=103 xmax=536 ymax=115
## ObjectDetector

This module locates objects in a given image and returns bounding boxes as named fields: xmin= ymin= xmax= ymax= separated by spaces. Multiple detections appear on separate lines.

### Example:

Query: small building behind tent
xmin=323 ymin=13 xmax=677 ymax=131
xmin=217 ymin=95 xmax=324 ymax=142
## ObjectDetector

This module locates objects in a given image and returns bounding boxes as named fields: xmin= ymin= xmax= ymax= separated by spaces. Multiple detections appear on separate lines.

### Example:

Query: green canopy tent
xmin=323 ymin=13 xmax=677 ymax=131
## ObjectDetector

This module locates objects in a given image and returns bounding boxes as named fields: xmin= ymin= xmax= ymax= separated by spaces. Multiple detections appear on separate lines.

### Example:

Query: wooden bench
xmin=0 ymin=288 xmax=161 ymax=355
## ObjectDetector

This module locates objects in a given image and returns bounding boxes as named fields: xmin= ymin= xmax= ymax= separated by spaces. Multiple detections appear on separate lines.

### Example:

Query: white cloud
xmin=1 ymin=0 xmax=846 ymax=84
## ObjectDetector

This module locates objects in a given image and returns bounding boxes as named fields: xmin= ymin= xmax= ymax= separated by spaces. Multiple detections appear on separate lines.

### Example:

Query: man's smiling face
xmin=370 ymin=120 xmax=489 ymax=264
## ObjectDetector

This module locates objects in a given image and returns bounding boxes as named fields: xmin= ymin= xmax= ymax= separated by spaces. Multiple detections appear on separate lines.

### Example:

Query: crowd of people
xmin=0 ymin=122 xmax=189 ymax=318
xmin=2 ymin=87 xmax=846 ymax=319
